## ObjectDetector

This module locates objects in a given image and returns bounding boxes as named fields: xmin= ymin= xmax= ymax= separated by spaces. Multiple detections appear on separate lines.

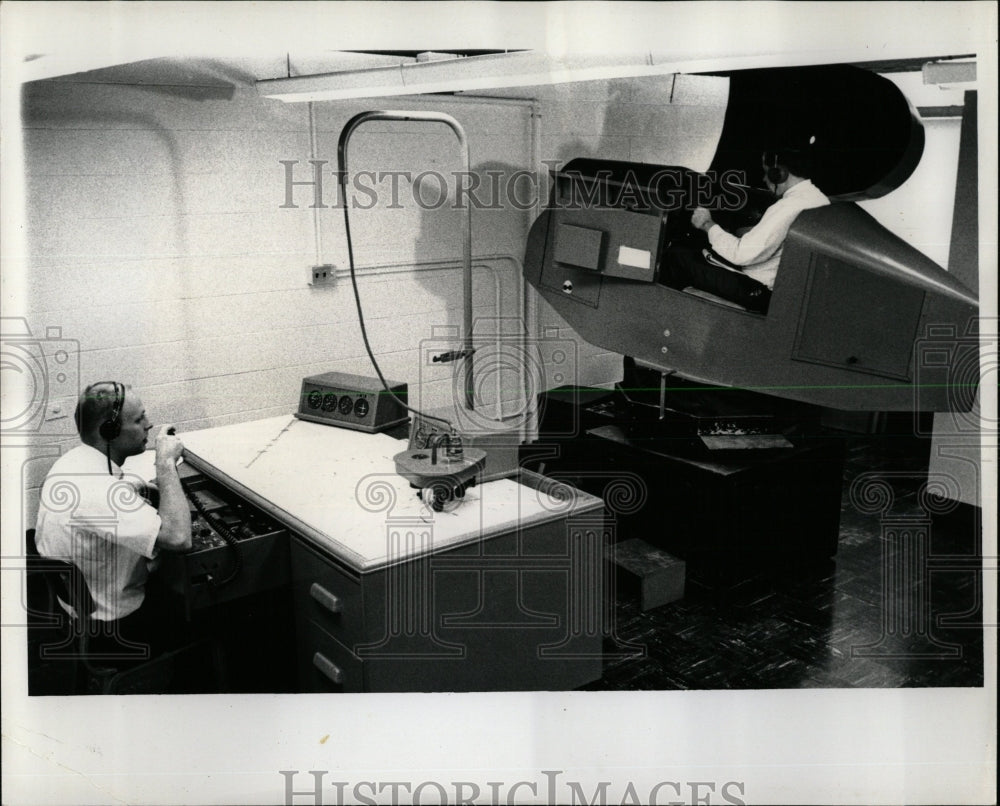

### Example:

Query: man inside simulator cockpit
xmin=662 ymin=142 xmax=830 ymax=313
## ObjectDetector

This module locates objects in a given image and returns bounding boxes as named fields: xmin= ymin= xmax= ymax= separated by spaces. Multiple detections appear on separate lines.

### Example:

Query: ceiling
xmin=21 ymin=50 xmax=974 ymax=114
xmin=6 ymin=1 xmax=990 ymax=93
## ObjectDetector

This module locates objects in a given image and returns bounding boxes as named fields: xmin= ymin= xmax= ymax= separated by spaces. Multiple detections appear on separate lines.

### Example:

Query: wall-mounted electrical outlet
xmin=309 ymin=264 xmax=336 ymax=286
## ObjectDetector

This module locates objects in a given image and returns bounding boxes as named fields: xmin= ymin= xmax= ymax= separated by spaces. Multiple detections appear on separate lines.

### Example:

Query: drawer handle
xmin=309 ymin=582 xmax=343 ymax=614
xmin=312 ymin=652 xmax=344 ymax=685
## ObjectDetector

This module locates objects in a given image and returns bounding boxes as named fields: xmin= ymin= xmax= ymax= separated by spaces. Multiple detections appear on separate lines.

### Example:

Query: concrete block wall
xmin=11 ymin=62 xmax=964 ymax=527
xmin=14 ymin=67 xmax=535 ymax=524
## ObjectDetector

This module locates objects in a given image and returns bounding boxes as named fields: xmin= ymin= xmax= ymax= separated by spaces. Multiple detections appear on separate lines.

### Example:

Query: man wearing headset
xmin=663 ymin=144 xmax=830 ymax=313
xmin=35 ymin=381 xmax=191 ymax=652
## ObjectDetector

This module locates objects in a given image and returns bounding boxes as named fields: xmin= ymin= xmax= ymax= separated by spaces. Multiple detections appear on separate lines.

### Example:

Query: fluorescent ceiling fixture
xmin=257 ymin=47 xmax=959 ymax=103
xmin=256 ymin=50 xmax=822 ymax=102
xmin=258 ymin=45 xmax=986 ymax=103
xmin=923 ymin=59 xmax=977 ymax=85
xmin=257 ymin=52 xmax=673 ymax=101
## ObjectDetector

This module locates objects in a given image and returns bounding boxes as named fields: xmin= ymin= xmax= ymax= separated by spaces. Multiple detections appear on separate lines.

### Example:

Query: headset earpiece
xmin=765 ymin=151 xmax=788 ymax=186
xmin=97 ymin=381 xmax=125 ymax=442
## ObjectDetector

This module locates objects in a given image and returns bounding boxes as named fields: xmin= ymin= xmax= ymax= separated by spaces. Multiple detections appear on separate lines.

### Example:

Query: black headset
xmin=97 ymin=381 xmax=125 ymax=442
xmin=765 ymin=151 xmax=789 ymax=186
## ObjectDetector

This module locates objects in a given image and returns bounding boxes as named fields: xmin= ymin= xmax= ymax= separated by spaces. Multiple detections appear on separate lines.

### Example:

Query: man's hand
xmin=153 ymin=425 xmax=192 ymax=551
xmin=155 ymin=425 xmax=184 ymax=465
xmin=691 ymin=207 xmax=714 ymax=232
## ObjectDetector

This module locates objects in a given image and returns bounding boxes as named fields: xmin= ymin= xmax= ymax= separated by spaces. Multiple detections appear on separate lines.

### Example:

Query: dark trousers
xmin=93 ymin=577 xmax=186 ymax=660
xmin=663 ymin=247 xmax=771 ymax=313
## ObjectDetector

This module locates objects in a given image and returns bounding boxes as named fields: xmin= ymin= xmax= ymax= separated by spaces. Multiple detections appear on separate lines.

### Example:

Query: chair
xmin=26 ymin=529 xmax=226 ymax=695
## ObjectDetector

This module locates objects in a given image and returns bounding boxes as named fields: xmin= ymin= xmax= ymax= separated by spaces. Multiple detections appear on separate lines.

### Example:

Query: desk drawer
xmin=297 ymin=620 xmax=365 ymax=693
xmin=291 ymin=539 xmax=365 ymax=649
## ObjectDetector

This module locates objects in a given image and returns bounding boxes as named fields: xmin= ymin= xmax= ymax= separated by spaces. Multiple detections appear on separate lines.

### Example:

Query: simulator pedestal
xmin=526 ymin=382 xmax=846 ymax=586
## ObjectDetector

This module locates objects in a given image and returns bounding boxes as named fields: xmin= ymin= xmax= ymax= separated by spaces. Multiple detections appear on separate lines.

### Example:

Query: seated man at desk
xmin=662 ymin=145 xmax=830 ymax=313
xmin=35 ymin=381 xmax=191 ymax=653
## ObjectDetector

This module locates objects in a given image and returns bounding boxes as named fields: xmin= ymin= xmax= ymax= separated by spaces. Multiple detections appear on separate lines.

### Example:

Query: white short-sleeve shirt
xmin=35 ymin=444 xmax=162 ymax=621
xmin=707 ymin=179 xmax=830 ymax=289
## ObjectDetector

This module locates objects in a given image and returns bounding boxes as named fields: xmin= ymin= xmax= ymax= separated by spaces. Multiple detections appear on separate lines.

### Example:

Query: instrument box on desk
xmin=295 ymin=371 xmax=408 ymax=433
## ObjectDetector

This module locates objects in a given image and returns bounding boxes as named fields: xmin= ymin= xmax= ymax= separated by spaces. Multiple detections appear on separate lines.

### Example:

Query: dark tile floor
xmin=583 ymin=436 xmax=985 ymax=690
xmin=27 ymin=434 xmax=984 ymax=694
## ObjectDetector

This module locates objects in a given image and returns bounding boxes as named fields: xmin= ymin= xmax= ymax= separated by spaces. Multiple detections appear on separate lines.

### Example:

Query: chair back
xmin=26 ymin=528 xmax=98 ymax=621
xmin=25 ymin=529 xmax=226 ymax=694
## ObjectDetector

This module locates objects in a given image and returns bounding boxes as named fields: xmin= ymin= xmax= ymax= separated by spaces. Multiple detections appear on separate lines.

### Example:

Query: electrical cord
xmin=337 ymin=169 xmax=455 ymax=433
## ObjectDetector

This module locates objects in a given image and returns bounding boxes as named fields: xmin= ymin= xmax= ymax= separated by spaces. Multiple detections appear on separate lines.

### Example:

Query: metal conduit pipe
xmin=338 ymin=110 xmax=475 ymax=411
xmin=526 ymin=99 xmax=543 ymax=443
xmin=308 ymin=102 xmax=323 ymax=268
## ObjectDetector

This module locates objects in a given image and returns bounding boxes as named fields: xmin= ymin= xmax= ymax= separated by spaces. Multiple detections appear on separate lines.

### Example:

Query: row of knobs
xmin=306 ymin=389 xmax=370 ymax=418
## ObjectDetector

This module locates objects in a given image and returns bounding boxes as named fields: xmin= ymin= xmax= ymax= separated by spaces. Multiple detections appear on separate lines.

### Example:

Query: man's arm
xmin=692 ymin=203 xmax=791 ymax=267
xmin=153 ymin=428 xmax=192 ymax=551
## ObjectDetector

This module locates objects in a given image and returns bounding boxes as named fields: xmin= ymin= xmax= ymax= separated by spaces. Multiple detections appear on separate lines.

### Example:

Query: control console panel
xmin=158 ymin=469 xmax=290 ymax=619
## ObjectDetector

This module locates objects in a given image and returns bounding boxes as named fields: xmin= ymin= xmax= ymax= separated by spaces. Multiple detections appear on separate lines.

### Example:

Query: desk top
xmin=177 ymin=415 xmax=603 ymax=572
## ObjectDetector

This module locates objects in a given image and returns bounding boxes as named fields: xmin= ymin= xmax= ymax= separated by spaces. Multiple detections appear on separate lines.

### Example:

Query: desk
xmin=180 ymin=416 xmax=607 ymax=692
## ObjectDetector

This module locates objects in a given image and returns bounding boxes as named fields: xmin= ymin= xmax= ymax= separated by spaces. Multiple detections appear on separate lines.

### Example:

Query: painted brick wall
xmin=15 ymin=68 xmax=534 ymax=524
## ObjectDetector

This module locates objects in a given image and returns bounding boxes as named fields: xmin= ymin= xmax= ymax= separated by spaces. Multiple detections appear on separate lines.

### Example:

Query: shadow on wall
xmin=547 ymin=74 xmax=729 ymax=173
xmin=407 ymin=159 xmax=532 ymax=415
xmin=19 ymin=87 xmax=203 ymax=443
xmin=20 ymin=92 xmax=190 ymax=304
